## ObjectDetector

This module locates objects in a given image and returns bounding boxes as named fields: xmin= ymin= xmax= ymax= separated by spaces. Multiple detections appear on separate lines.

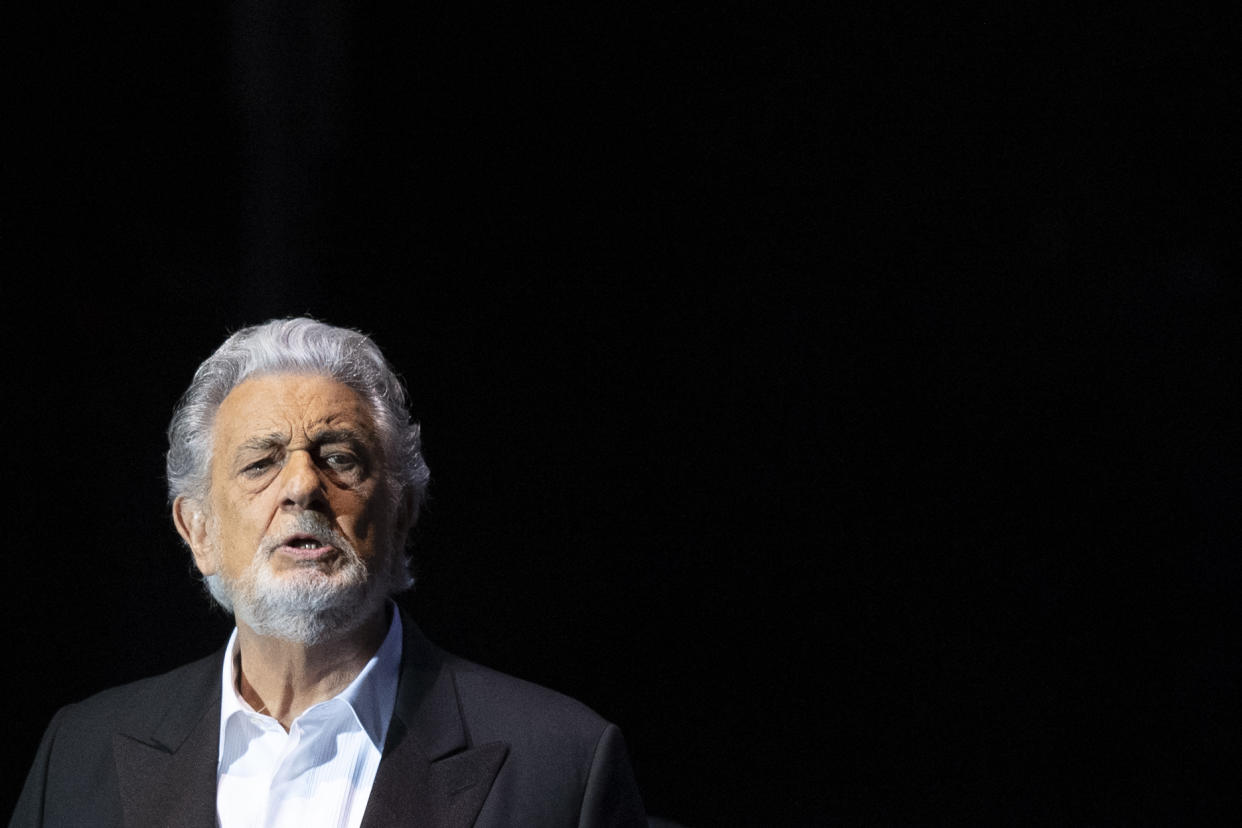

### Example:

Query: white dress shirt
xmin=216 ymin=608 xmax=403 ymax=828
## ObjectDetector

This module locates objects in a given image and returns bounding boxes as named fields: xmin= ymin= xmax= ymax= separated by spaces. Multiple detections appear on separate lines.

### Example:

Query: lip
xmin=275 ymin=534 xmax=336 ymax=561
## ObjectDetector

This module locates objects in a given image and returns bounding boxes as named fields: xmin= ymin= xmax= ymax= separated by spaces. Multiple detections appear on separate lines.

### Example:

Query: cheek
xmin=347 ymin=511 xmax=381 ymax=546
xmin=342 ymin=498 xmax=395 ymax=556
xmin=210 ymin=499 xmax=264 ymax=567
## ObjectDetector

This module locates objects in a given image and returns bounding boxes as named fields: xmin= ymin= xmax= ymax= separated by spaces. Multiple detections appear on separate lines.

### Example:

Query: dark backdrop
xmin=4 ymin=4 xmax=1240 ymax=825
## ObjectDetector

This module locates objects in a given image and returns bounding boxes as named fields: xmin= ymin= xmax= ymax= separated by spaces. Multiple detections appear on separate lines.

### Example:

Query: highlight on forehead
xmin=212 ymin=375 xmax=382 ymax=470
xmin=219 ymin=371 xmax=370 ymax=411
xmin=232 ymin=426 xmax=374 ymax=456
xmin=215 ymin=373 xmax=369 ymax=424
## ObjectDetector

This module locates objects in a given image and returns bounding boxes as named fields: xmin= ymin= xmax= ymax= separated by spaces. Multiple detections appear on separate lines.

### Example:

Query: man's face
xmin=177 ymin=373 xmax=409 ymax=641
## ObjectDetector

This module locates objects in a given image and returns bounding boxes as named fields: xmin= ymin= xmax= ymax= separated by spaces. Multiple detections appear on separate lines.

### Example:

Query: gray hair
xmin=166 ymin=318 xmax=430 ymax=514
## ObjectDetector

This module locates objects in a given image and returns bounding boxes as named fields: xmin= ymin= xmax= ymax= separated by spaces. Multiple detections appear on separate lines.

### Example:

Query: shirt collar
xmin=218 ymin=603 xmax=403 ymax=756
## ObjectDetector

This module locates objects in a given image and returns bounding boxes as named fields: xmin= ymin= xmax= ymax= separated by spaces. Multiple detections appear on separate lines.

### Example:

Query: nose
xmin=279 ymin=449 xmax=328 ymax=511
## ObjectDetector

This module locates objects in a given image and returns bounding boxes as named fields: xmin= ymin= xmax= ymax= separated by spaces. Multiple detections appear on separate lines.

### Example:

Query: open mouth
xmin=277 ymin=533 xmax=334 ymax=559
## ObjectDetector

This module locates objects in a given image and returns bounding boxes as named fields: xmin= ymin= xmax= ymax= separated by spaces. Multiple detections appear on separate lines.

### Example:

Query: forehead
xmin=213 ymin=373 xmax=375 ymax=447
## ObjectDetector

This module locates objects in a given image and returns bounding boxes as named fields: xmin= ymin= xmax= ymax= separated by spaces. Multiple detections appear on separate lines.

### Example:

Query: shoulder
xmin=11 ymin=651 xmax=224 ymax=825
xmin=442 ymin=649 xmax=613 ymax=749
xmin=400 ymin=613 xmax=615 ymax=755
xmin=51 ymin=649 xmax=222 ymax=741
xmin=427 ymin=648 xmax=647 ymax=826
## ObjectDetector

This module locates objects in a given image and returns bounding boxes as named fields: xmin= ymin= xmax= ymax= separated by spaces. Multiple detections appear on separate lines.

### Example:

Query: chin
xmin=212 ymin=556 xmax=391 ymax=645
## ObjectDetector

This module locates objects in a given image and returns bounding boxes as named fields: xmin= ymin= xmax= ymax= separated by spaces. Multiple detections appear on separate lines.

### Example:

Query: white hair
xmin=166 ymin=318 xmax=429 ymax=598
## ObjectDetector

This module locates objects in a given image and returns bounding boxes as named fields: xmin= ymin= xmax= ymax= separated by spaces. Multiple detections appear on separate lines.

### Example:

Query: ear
xmin=173 ymin=496 xmax=216 ymax=576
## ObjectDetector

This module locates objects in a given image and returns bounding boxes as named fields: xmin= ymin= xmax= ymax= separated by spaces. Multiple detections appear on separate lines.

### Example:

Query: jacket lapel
xmin=360 ymin=615 xmax=509 ymax=828
xmin=109 ymin=617 xmax=507 ymax=828
xmin=112 ymin=653 xmax=223 ymax=828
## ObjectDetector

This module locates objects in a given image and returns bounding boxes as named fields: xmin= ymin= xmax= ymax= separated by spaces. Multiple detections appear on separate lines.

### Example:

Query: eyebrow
xmin=231 ymin=427 xmax=372 ymax=461
xmin=309 ymin=427 xmax=370 ymax=447
xmin=235 ymin=432 xmax=288 ymax=457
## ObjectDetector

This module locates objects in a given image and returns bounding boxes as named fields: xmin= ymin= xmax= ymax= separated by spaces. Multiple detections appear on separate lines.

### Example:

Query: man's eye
xmin=241 ymin=459 xmax=274 ymax=476
xmin=324 ymin=453 xmax=358 ymax=471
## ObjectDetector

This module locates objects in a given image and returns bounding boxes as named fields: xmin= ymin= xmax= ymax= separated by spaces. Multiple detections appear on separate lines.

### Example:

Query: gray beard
xmin=204 ymin=513 xmax=393 ymax=646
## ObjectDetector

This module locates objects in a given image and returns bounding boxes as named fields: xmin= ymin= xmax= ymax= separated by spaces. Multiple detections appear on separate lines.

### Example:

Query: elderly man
xmin=11 ymin=318 xmax=646 ymax=827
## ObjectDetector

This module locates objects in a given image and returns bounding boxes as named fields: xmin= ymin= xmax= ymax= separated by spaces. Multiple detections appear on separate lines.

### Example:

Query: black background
xmin=4 ymin=4 xmax=1240 ymax=825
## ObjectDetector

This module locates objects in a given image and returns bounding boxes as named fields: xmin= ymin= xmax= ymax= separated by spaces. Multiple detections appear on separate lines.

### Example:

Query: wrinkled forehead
xmin=212 ymin=372 xmax=379 ymax=454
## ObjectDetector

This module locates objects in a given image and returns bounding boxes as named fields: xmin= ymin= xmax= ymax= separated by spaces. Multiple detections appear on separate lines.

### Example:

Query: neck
xmin=234 ymin=603 xmax=390 ymax=731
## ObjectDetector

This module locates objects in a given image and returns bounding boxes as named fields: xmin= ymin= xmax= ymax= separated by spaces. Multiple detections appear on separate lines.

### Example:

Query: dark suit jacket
xmin=10 ymin=614 xmax=646 ymax=827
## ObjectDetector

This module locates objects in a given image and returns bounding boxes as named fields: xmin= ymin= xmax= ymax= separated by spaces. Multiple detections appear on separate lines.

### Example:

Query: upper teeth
xmin=291 ymin=539 xmax=319 ymax=549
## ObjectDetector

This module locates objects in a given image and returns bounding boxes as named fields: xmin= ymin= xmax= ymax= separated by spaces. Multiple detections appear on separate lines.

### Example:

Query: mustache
xmin=258 ymin=513 xmax=358 ymax=561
